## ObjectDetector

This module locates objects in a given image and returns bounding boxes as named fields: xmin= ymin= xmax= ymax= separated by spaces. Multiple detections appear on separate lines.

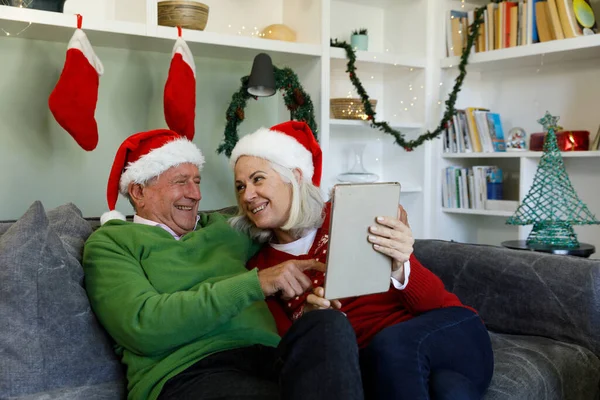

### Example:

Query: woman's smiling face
xmin=234 ymin=156 xmax=293 ymax=231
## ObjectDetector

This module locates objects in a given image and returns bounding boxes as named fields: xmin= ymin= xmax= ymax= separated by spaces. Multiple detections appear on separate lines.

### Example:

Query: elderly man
xmin=83 ymin=129 xmax=363 ymax=400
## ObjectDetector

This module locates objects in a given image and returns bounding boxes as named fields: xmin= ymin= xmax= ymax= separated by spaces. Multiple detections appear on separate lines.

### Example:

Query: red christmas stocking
xmin=48 ymin=16 xmax=104 ymax=151
xmin=164 ymin=28 xmax=196 ymax=140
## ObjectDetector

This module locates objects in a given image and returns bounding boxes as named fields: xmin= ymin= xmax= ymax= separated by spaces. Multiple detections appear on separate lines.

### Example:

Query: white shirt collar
xmin=133 ymin=214 xmax=200 ymax=240
xmin=270 ymin=228 xmax=318 ymax=256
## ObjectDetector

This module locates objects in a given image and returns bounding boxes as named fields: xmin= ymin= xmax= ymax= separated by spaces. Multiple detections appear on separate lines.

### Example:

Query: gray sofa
xmin=1 ymin=201 xmax=599 ymax=399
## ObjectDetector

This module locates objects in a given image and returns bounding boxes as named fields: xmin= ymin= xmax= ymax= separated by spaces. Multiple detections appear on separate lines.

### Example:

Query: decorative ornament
xmin=217 ymin=67 xmax=317 ymax=157
xmin=506 ymin=127 xmax=528 ymax=151
xmin=330 ymin=4 xmax=486 ymax=151
xmin=48 ymin=14 xmax=104 ymax=151
xmin=164 ymin=26 xmax=196 ymax=140
xmin=506 ymin=112 xmax=600 ymax=248
xmin=337 ymin=143 xmax=378 ymax=183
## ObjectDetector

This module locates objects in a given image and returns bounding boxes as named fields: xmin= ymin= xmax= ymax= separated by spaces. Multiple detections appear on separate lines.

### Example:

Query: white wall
xmin=0 ymin=36 xmax=288 ymax=220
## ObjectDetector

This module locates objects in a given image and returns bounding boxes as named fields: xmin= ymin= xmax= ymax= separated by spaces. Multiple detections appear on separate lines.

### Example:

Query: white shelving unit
xmin=433 ymin=0 xmax=600 ymax=258
xmin=1 ymin=0 xmax=599 ymax=256
xmin=442 ymin=151 xmax=600 ymax=159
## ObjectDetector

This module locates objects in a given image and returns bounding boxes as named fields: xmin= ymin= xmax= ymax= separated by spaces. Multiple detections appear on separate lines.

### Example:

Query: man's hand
xmin=257 ymin=259 xmax=326 ymax=300
xmin=304 ymin=287 xmax=343 ymax=313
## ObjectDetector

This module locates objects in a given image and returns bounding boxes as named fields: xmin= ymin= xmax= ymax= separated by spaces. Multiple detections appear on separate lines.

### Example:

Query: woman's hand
xmin=367 ymin=204 xmax=414 ymax=279
xmin=304 ymin=287 xmax=342 ymax=313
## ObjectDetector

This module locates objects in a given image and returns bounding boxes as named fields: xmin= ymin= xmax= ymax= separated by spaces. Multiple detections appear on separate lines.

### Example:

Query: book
xmin=510 ymin=5 xmax=519 ymax=47
xmin=487 ymin=3 xmax=498 ymax=50
xmin=474 ymin=110 xmax=495 ymax=152
xmin=556 ymin=0 xmax=582 ymax=37
xmin=465 ymin=107 xmax=490 ymax=152
xmin=590 ymin=124 xmax=600 ymax=150
xmin=447 ymin=10 xmax=469 ymax=56
xmin=505 ymin=2 xmax=518 ymax=47
xmin=521 ymin=1 xmax=528 ymax=45
xmin=536 ymin=1 xmax=556 ymax=42
xmin=457 ymin=110 xmax=473 ymax=153
xmin=486 ymin=113 xmax=507 ymax=152
xmin=547 ymin=0 xmax=566 ymax=39
xmin=528 ymin=0 xmax=541 ymax=43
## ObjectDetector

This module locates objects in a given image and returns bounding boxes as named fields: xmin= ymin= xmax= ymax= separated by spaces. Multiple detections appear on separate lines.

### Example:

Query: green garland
xmin=218 ymin=5 xmax=486 ymax=155
xmin=217 ymin=67 xmax=317 ymax=157
xmin=331 ymin=6 xmax=485 ymax=151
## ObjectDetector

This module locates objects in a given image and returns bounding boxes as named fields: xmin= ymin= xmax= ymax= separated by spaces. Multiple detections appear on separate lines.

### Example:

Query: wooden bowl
xmin=260 ymin=24 xmax=297 ymax=42
xmin=158 ymin=1 xmax=209 ymax=31
xmin=330 ymin=98 xmax=377 ymax=120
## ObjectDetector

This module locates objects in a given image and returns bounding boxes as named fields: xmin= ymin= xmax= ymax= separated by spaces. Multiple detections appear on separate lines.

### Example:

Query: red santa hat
xmin=230 ymin=121 xmax=322 ymax=186
xmin=101 ymin=129 xmax=205 ymax=225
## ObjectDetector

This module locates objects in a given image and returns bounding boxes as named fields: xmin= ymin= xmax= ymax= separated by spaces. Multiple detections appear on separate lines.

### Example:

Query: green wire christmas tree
xmin=506 ymin=112 xmax=600 ymax=248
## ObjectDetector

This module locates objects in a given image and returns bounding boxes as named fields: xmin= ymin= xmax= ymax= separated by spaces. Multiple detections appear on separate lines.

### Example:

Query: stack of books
xmin=446 ymin=0 xmax=599 ymax=56
xmin=443 ymin=109 xmax=507 ymax=153
xmin=442 ymin=166 xmax=511 ymax=210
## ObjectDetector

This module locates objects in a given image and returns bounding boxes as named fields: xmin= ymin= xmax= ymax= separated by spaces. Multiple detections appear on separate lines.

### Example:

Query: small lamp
xmin=247 ymin=53 xmax=276 ymax=97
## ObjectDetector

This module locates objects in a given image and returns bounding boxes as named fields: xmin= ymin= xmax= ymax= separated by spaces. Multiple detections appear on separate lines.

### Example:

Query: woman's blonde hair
xmin=229 ymin=161 xmax=324 ymax=243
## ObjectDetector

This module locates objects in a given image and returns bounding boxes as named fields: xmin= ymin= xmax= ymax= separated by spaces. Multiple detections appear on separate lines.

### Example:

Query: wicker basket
xmin=158 ymin=1 xmax=209 ymax=31
xmin=330 ymin=98 xmax=377 ymax=120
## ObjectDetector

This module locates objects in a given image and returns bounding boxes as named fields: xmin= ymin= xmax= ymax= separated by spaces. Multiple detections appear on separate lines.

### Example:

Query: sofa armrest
xmin=413 ymin=239 xmax=600 ymax=357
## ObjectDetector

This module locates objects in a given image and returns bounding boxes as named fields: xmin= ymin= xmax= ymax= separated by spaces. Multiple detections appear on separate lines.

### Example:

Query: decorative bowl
xmin=157 ymin=1 xmax=209 ymax=31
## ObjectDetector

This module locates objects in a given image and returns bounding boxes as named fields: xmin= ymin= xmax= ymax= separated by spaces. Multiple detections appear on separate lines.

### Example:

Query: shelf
xmin=333 ymin=0 xmax=399 ymax=7
xmin=442 ymin=151 xmax=600 ymax=159
xmin=0 ymin=6 xmax=322 ymax=63
xmin=401 ymin=186 xmax=423 ymax=193
xmin=441 ymin=34 xmax=600 ymax=71
xmin=330 ymin=47 xmax=425 ymax=69
xmin=442 ymin=208 xmax=514 ymax=217
xmin=330 ymin=119 xmax=423 ymax=130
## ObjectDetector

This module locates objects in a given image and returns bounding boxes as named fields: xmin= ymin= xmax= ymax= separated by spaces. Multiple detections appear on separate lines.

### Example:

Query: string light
xmin=1 ymin=21 xmax=32 ymax=37
xmin=1 ymin=1 xmax=34 ymax=36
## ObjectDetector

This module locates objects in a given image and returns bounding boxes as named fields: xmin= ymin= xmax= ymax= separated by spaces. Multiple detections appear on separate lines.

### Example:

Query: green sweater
xmin=82 ymin=212 xmax=280 ymax=400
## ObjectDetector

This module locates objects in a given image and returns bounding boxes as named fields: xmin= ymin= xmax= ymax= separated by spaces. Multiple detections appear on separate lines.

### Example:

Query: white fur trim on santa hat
xmin=68 ymin=29 xmax=104 ymax=76
xmin=119 ymin=138 xmax=205 ymax=195
xmin=172 ymin=37 xmax=196 ymax=78
xmin=100 ymin=210 xmax=126 ymax=225
xmin=230 ymin=127 xmax=314 ymax=181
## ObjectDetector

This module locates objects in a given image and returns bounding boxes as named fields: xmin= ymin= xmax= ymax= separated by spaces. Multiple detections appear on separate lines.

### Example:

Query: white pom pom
xmin=100 ymin=210 xmax=126 ymax=225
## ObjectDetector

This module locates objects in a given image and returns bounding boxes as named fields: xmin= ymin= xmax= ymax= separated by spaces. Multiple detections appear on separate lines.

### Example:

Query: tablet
xmin=323 ymin=182 xmax=401 ymax=300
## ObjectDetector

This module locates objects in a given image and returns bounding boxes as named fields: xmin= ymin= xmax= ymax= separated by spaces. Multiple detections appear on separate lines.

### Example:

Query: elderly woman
xmin=229 ymin=121 xmax=493 ymax=400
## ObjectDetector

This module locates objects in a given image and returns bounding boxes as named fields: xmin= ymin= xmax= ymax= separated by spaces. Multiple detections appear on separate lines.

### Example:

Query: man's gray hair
xmin=124 ymin=176 xmax=159 ymax=212
xmin=229 ymin=161 xmax=325 ymax=243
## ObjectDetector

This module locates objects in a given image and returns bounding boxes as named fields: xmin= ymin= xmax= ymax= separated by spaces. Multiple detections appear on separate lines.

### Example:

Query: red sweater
xmin=247 ymin=203 xmax=474 ymax=348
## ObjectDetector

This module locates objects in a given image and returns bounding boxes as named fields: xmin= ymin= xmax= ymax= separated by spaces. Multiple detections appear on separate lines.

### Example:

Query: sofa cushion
xmin=0 ymin=221 xmax=12 ymax=237
xmin=485 ymin=331 xmax=600 ymax=400
xmin=0 ymin=202 xmax=124 ymax=398
xmin=8 ymin=382 xmax=126 ymax=400
xmin=413 ymin=239 xmax=600 ymax=357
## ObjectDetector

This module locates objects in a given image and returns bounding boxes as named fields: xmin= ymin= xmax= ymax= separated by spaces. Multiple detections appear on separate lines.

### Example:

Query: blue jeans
xmin=360 ymin=307 xmax=494 ymax=400
xmin=158 ymin=309 xmax=364 ymax=400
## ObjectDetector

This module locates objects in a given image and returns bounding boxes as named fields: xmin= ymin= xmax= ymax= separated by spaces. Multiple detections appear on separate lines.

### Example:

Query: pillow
xmin=0 ymin=202 xmax=124 ymax=398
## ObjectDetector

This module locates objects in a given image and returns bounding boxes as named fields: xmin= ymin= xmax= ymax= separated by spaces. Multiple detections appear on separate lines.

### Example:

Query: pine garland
xmin=331 ymin=6 xmax=485 ymax=151
xmin=217 ymin=67 xmax=317 ymax=157
xmin=218 ymin=5 xmax=486 ymax=155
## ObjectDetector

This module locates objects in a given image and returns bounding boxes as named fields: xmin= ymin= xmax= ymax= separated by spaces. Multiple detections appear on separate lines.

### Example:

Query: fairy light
xmin=533 ymin=54 xmax=545 ymax=115
xmin=1 ymin=0 xmax=34 ymax=36
xmin=1 ymin=21 xmax=32 ymax=37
